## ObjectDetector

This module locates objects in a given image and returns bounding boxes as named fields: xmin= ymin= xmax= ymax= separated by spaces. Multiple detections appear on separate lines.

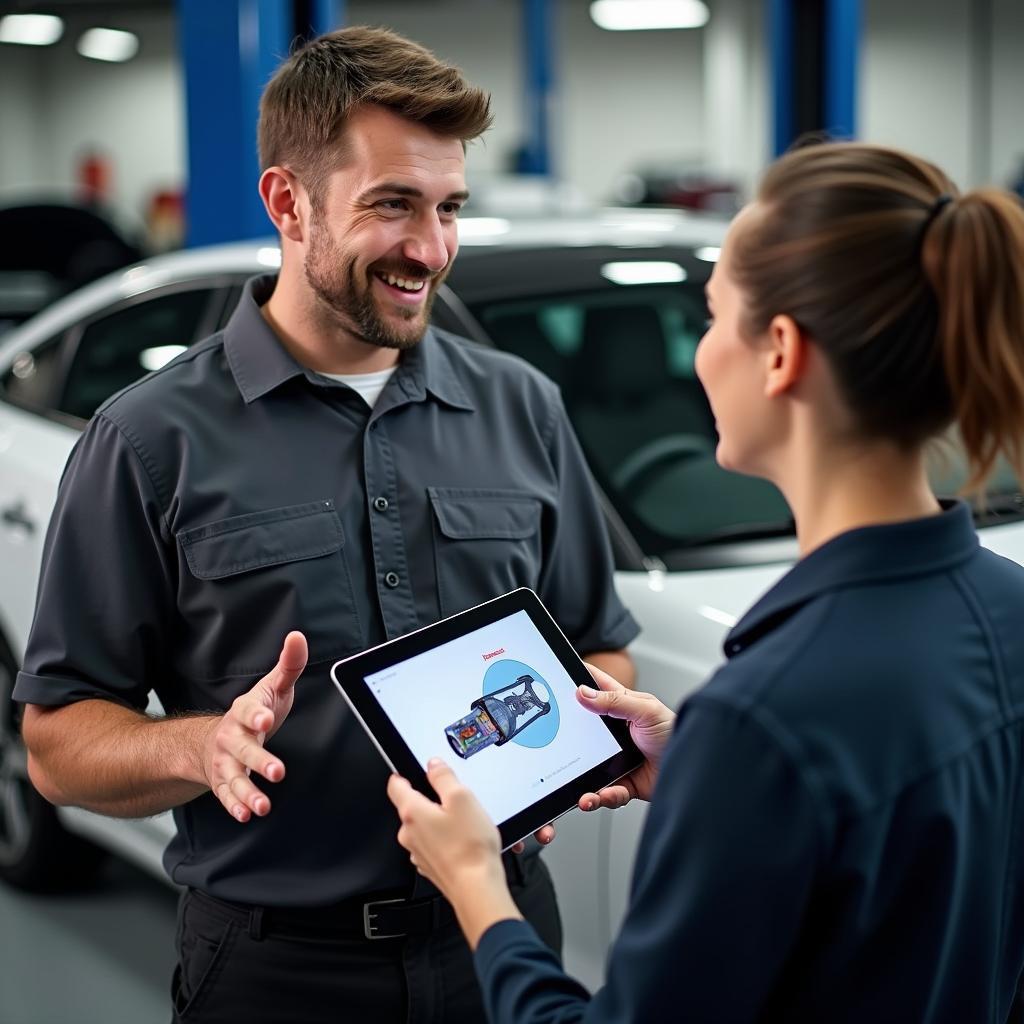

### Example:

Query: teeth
xmin=383 ymin=273 xmax=425 ymax=292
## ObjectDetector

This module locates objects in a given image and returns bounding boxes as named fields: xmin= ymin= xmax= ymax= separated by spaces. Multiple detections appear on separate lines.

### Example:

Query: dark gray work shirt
xmin=474 ymin=503 xmax=1024 ymax=1022
xmin=15 ymin=275 xmax=638 ymax=904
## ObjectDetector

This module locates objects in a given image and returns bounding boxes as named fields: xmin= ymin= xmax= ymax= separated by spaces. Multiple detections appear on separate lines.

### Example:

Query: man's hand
xmin=576 ymin=663 xmax=675 ymax=810
xmin=201 ymin=631 xmax=307 ymax=822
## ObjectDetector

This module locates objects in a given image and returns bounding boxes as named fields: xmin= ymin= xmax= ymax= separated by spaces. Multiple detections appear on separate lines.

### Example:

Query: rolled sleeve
xmin=13 ymin=413 xmax=175 ymax=712
xmin=538 ymin=393 xmax=639 ymax=656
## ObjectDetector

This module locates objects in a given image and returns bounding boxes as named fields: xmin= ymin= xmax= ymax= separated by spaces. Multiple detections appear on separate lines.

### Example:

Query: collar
xmin=223 ymin=275 xmax=474 ymax=411
xmin=723 ymin=501 xmax=979 ymax=658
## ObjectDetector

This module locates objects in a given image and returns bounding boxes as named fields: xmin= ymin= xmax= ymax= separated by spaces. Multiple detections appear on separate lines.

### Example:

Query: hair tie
xmin=921 ymin=193 xmax=954 ymax=236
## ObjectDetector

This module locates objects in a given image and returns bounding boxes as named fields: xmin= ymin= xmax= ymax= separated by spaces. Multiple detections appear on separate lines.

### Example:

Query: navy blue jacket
xmin=475 ymin=503 xmax=1024 ymax=1021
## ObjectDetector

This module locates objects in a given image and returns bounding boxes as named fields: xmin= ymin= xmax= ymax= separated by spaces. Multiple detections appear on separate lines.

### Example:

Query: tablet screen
xmin=332 ymin=588 xmax=642 ymax=848
xmin=363 ymin=607 xmax=624 ymax=827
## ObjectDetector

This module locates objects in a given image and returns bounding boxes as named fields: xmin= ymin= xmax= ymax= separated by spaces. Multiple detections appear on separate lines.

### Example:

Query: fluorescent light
xmin=695 ymin=246 xmax=721 ymax=262
xmin=77 ymin=27 xmax=139 ymax=63
xmin=0 ymin=14 xmax=63 ymax=45
xmin=257 ymin=247 xmax=282 ymax=267
xmin=601 ymin=261 xmax=687 ymax=285
xmin=458 ymin=217 xmax=511 ymax=239
xmin=590 ymin=0 xmax=709 ymax=31
xmin=140 ymin=345 xmax=187 ymax=372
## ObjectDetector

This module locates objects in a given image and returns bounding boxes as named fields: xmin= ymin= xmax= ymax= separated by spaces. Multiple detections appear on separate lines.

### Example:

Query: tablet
xmin=330 ymin=588 xmax=643 ymax=851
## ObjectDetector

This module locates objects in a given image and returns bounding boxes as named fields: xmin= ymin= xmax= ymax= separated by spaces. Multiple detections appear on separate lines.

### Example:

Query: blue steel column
xmin=178 ymin=0 xmax=292 ymax=246
xmin=769 ymin=0 xmax=795 ymax=158
xmin=520 ymin=0 xmax=554 ymax=176
xmin=307 ymin=0 xmax=345 ymax=36
xmin=769 ymin=0 xmax=859 ymax=155
xmin=823 ymin=0 xmax=859 ymax=140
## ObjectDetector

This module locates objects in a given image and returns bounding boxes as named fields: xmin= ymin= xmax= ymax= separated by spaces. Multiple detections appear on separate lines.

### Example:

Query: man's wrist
xmin=165 ymin=712 xmax=220 ymax=788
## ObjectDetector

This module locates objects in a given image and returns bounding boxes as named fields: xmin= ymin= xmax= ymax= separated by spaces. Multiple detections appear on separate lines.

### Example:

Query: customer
xmin=388 ymin=141 xmax=1024 ymax=1021
xmin=15 ymin=26 xmax=637 ymax=1024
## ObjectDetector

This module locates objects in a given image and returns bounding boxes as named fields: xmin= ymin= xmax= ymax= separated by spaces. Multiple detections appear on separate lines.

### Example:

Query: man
xmin=15 ymin=26 xmax=637 ymax=1024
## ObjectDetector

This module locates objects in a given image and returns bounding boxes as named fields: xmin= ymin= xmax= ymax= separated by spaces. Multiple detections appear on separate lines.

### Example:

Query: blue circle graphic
xmin=482 ymin=660 xmax=560 ymax=748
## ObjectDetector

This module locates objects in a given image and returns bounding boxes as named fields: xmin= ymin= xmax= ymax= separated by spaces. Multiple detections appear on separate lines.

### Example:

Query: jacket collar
xmin=223 ymin=274 xmax=473 ymax=411
xmin=723 ymin=501 xmax=979 ymax=658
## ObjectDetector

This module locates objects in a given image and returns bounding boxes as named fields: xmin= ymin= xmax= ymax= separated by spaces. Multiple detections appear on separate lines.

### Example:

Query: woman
xmin=387 ymin=143 xmax=1024 ymax=1021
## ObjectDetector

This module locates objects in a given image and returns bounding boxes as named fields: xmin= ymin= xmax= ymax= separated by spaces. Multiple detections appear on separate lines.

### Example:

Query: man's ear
xmin=258 ymin=167 xmax=305 ymax=243
xmin=764 ymin=313 xmax=806 ymax=398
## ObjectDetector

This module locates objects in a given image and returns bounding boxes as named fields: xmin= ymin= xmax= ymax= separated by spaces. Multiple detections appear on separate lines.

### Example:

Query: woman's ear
xmin=258 ymin=166 xmax=305 ymax=243
xmin=764 ymin=314 xmax=807 ymax=398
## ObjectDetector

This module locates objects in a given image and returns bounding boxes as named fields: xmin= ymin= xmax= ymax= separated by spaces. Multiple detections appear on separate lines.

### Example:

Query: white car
xmin=2 ymin=210 xmax=1023 ymax=990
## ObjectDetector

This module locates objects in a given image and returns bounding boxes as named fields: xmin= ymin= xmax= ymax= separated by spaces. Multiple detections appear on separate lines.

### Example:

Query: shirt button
xmin=373 ymin=496 xmax=389 ymax=512
xmin=384 ymin=571 xmax=400 ymax=588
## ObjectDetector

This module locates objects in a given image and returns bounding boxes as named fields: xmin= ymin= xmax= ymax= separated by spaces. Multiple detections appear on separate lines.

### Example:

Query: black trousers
xmin=170 ymin=854 xmax=562 ymax=1024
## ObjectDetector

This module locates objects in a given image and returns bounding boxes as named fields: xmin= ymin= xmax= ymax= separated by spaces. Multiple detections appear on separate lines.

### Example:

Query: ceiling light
xmin=458 ymin=217 xmax=511 ymax=238
xmin=0 ymin=14 xmax=64 ymax=45
xmin=601 ymin=261 xmax=687 ymax=285
xmin=77 ymin=27 xmax=139 ymax=63
xmin=695 ymin=246 xmax=721 ymax=262
xmin=590 ymin=0 xmax=709 ymax=31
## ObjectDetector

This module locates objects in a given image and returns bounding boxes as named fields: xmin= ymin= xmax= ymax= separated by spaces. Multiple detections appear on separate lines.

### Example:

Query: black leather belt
xmin=187 ymin=887 xmax=455 ymax=942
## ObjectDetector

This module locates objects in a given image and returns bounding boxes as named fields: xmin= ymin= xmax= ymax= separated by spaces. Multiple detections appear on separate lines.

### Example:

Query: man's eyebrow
xmin=358 ymin=183 xmax=471 ymax=203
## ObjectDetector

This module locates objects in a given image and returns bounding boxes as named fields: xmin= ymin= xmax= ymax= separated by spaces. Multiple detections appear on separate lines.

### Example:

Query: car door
xmin=0 ymin=284 xmax=229 ymax=664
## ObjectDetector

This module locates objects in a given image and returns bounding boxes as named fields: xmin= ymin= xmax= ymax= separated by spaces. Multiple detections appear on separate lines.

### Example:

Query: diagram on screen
xmin=444 ymin=674 xmax=553 ymax=759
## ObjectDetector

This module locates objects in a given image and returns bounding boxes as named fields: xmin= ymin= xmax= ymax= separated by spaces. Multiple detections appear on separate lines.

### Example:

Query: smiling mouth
xmin=375 ymin=271 xmax=427 ymax=294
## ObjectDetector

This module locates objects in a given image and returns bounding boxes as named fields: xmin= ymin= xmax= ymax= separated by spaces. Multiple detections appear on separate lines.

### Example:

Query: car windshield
xmin=453 ymin=244 xmax=1023 ymax=564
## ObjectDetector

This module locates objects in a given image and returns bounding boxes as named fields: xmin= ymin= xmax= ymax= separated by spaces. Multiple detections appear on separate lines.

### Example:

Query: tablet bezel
xmin=330 ymin=587 xmax=643 ymax=851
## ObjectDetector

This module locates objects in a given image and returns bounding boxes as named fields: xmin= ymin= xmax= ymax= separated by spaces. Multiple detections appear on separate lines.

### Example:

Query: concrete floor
xmin=0 ymin=859 xmax=178 ymax=1024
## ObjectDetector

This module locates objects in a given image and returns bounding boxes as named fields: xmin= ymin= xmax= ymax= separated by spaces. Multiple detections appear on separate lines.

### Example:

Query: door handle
xmin=1 ymin=501 xmax=36 ymax=535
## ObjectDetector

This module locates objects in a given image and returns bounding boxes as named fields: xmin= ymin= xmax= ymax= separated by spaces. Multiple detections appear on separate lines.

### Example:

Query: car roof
xmin=0 ymin=207 xmax=727 ymax=362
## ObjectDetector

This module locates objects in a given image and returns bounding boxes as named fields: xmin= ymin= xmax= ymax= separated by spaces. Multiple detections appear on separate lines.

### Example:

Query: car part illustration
xmin=445 ymin=674 xmax=552 ymax=759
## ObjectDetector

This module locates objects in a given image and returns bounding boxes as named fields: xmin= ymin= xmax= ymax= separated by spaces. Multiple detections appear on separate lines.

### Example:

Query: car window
xmin=472 ymin=284 xmax=791 ymax=559
xmin=1 ymin=334 xmax=65 ymax=410
xmin=58 ymin=288 xmax=218 ymax=421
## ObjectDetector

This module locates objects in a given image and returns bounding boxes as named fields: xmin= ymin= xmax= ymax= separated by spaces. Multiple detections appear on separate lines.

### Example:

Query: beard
xmin=303 ymin=216 xmax=446 ymax=351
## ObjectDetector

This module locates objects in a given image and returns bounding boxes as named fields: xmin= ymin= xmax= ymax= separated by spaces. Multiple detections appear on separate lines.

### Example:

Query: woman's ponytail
xmin=922 ymin=190 xmax=1024 ymax=490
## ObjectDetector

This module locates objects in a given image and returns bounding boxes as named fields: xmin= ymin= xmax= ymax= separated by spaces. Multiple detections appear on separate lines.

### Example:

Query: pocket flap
xmin=428 ymin=488 xmax=541 ymax=541
xmin=179 ymin=501 xmax=343 ymax=580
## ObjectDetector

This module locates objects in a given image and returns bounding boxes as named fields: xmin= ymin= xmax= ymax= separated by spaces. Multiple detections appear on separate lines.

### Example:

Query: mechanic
xmin=14 ymin=27 xmax=637 ymax=1024
xmin=388 ymin=141 xmax=1024 ymax=1021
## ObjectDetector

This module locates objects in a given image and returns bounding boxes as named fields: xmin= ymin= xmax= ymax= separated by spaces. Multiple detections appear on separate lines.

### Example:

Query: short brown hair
xmin=731 ymin=142 xmax=1024 ymax=490
xmin=258 ymin=25 xmax=492 ymax=204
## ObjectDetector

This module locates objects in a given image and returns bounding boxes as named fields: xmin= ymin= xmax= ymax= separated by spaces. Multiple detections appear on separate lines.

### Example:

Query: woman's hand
xmin=576 ymin=663 xmax=676 ymax=810
xmin=387 ymin=759 xmax=523 ymax=948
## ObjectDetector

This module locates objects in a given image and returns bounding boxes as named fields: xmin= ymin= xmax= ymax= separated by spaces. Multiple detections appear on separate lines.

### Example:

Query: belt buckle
xmin=363 ymin=897 xmax=406 ymax=940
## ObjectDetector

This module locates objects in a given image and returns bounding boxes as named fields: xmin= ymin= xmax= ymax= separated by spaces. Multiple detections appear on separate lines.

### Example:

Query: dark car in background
xmin=0 ymin=201 xmax=141 ymax=336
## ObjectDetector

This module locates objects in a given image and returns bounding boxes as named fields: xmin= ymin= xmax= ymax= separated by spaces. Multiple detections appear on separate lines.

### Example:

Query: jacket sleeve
xmin=474 ymin=696 xmax=826 ymax=1023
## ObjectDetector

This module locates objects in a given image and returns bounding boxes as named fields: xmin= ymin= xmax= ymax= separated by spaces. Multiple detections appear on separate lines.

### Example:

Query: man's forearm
xmin=22 ymin=699 xmax=216 ymax=818
xmin=584 ymin=649 xmax=636 ymax=689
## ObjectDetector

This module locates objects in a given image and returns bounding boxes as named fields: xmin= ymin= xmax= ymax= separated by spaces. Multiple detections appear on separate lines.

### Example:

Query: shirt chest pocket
xmin=429 ymin=487 xmax=543 ymax=619
xmin=177 ymin=500 xmax=362 ymax=679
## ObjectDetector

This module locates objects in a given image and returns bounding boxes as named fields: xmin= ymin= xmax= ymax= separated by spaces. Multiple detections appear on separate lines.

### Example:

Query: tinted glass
xmin=59 ymin=289 xmax=216 ymax=421
xmin=469 ymin=278 xmax=789 ymax=559
xmin=458 ymin=245 xmax=1023 ymax=562
xmin=1 ymin=335 xmax=64 ymax=410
